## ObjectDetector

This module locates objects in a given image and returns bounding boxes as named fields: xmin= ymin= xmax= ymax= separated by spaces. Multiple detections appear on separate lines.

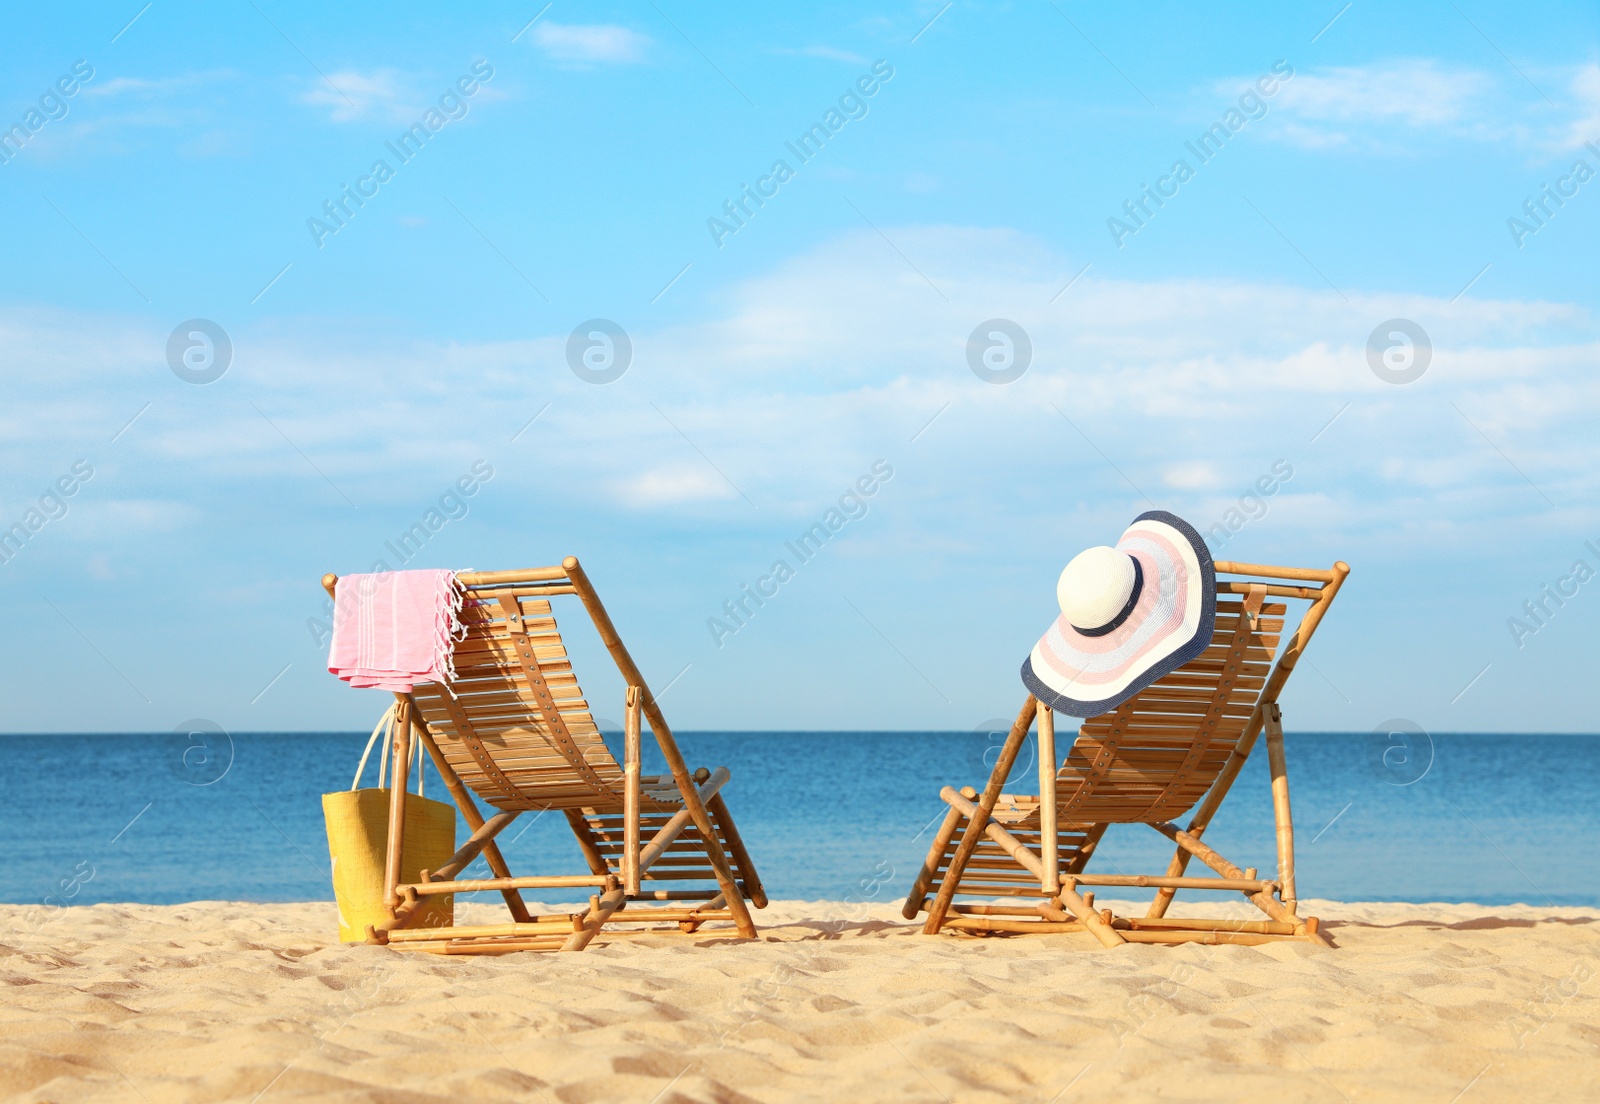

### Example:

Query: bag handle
xmin=351 ymin=703 xmax=428 ymax=797
xmin=351 ymin=704 xmax=393 ymax=791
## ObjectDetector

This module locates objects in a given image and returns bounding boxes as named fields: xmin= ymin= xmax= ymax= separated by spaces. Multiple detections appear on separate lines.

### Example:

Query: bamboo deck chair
xmin=320 ymin=557 xmax=766 ymax=954
xmin=902 ymin=559 xmax=1349 ymax=947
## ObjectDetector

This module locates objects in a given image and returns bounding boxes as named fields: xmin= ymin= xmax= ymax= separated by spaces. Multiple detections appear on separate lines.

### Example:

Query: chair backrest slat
xmin=1053 ymin=562 xmax=1340 ymax=825
xmin=411 ymin=582 xmax=625 ymax=811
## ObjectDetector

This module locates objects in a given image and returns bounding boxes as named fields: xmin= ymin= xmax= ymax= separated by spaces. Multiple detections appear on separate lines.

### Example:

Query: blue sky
xmin=2 ymin=1 xmax=1597 ymax=735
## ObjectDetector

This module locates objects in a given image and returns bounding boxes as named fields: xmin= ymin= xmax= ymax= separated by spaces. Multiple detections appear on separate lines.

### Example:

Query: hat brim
xmin=1021 ymin=510 xmax=1215 ymax=718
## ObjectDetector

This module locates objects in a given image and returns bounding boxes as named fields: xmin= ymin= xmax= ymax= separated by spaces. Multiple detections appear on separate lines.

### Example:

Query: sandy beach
xmin=3 ymin=898 xmax=1597 ymax=1103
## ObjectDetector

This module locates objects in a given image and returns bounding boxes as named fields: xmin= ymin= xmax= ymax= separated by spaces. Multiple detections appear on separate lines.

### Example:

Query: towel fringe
xmin=436 ymin=572 xmax=467 ymax=698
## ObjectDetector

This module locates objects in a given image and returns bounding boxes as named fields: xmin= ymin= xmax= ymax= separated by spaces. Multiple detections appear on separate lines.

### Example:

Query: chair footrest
xmin=398 ymin=874 xmax=614 ymax=896
xmin=610 ymin=907 xmax=734 ymax=923
xmin=1070 ymin=874 xmax=1276 ymax=892
xmin=386 ymin=920 xmax=577 ymax=942
xmin=395 ymin=937 xmax=572 ymax=954
xmin=940 ymin=913 xmax=1316 ymax=943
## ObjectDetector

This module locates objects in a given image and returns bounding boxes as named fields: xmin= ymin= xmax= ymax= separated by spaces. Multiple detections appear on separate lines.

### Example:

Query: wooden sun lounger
xmin=320 ymin=557 xmax=766 ymax=954
xmin=902 ymin=559 xmax=1349 ymax=947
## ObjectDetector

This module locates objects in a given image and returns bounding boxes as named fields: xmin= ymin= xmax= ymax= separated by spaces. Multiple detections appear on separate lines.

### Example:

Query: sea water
xmin=3 ymin=731 xmax=1594 ymax=910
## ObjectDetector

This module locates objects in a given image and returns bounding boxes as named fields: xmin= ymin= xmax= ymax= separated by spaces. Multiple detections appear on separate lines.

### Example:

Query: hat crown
xmin=1058 ymin=545 xmax=1137 ymax=631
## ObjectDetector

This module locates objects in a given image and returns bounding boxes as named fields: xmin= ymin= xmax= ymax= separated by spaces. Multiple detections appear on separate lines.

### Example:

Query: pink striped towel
xmin=327 ymin=569 xmax=466 ymax=693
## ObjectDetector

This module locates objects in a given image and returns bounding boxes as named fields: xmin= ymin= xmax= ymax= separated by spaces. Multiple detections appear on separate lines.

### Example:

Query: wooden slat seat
xmin=321 ymin=558 xmax=767 ymax=954
xmin=904 ymin=559 xmax=1349 ymax=947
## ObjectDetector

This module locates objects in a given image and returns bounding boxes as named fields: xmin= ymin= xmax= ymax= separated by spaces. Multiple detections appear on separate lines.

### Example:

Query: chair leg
xmin=706 ymin=792 xmax=767 ymax=908
xmin=902 ymin=804 xmax=965 ymax=919
xmin=920 ymin=807 xmax=977 ymax=935
xmin=1037 ymin=705 xmax=1059 ymax=896
xmin=658 ymin=756 xmax=756 ymax=937
xmin=630 ymin=768 xmax=758 ymax=936
xmin=1263 ymin=703 xmax=1297 ymax=913
xmin=923 ymin=696 xmax=1039 ymax=934
xmin=623 ymin=687 xmax=642 ymax=895
xmin=381 ymin=696 xmax=413 ymax=925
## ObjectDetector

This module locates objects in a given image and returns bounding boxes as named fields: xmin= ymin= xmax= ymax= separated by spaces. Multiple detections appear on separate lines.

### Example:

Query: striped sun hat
xmin=1021 ymin=510 xmax=1216 ymax=717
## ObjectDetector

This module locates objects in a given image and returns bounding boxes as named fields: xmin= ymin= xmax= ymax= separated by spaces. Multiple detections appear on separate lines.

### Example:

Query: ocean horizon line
xmin=6 ymin=728 xmax=1600 ymax=738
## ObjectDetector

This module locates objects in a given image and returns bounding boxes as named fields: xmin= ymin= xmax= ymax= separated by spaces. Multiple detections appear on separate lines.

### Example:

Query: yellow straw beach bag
xmin=322 ymin=706 xmax=456 ymax=942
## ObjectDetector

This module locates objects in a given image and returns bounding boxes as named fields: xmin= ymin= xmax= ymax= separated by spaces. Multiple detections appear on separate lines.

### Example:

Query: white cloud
xmin=531 ymin=23 xmax=649 ymax=65
xmin=21 ymin=72 xmax=229 ymax=160
xmin=5 ymin=228 xmax=1599 ymax=731
xmin=81 ymin=72 xmax=231 ymax=99
xmin=3 ymin=227 xmax=1597 ymax=542
xmin=1272 ymin=60 xmax=1489 ymax=127
xmin=614 ymin=468 xmax=737 ymax=507
xmin=75 ymin=499 xmax=199 ymax=534
xmin=773 ymin=45 xmax=871 ymax=65
xmin=1246 ymin=59 xmax=1494 ymax=150
xmin=1163 ymin=462 xmax=1222 ymax=490
xmin=1561 ymin=63 xmax=1600 ymax=149
xmin=300 ymin=70 xmax=416 ymax=124
xmin=1244 ymin=59 xmax=1600 ymax=153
